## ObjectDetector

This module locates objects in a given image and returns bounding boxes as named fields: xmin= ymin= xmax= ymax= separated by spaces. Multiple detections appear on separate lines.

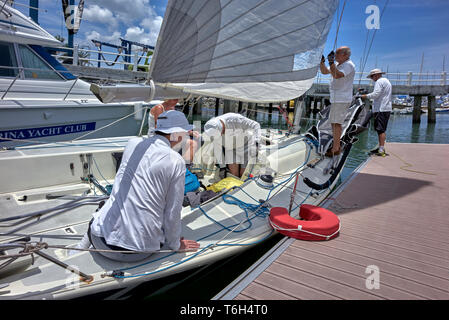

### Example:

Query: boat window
xmin=18 ymin=44 xmax=63 ymax=80
xmin=0 ymin=42 xmax=19 ymax=77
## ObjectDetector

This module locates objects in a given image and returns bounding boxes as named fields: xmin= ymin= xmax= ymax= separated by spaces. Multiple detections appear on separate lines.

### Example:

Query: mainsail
xmin=91 ymin=0 xmax=339 ymax=103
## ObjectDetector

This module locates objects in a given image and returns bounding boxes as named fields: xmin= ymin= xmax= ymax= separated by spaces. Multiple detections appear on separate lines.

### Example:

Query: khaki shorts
xmin=329 ymin=102 xmax=351 ymax=124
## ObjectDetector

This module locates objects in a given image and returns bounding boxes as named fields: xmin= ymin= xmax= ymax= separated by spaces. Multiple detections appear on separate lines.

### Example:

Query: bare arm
xmin=329 ymin=63 xmax=346 ymax=79
xmin=320 ymin=61 xmax=330 ymax=75
xmin=150 ymin=104 xmax=165 ymax=124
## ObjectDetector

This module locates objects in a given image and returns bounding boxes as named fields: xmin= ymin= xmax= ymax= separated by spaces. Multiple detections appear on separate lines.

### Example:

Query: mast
xmin=29 ymin=0 xmax=38 ymax=24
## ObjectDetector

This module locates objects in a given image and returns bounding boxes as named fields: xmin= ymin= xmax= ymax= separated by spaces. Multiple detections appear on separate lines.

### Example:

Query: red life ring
xmin=269 ymin=204 xmax=340 ymax=241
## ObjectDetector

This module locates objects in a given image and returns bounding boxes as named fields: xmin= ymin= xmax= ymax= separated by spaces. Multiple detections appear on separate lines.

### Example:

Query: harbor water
xmin=134 ymin=110 xmax=449 ymax=300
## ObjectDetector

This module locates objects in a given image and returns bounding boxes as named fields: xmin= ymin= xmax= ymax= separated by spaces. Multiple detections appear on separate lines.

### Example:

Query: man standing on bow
xmin=320 ymin=46 xmax=356 ymax=157
xmin=361 ymin=69 xmax=392 ymax=157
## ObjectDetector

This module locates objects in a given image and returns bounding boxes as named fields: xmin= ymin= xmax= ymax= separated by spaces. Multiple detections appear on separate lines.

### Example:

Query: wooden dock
xmin=214 ymin=143 xmax=449 ymax=300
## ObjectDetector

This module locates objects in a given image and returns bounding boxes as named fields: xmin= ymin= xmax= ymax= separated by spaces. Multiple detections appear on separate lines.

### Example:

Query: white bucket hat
xmin=155 ymin=110 xmax=193 ymax=134
xmin=367 ymin=68 xmax=386 ymax=78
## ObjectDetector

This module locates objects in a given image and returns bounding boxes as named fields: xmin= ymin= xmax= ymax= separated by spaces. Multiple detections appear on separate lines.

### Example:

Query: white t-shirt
xmin=91 ymin=135 xmax=186 ymax=251
xmin=366 ymin=77 xmax=392 ymax=112
xmin=329 ymin=60 xmax=356 ymax=103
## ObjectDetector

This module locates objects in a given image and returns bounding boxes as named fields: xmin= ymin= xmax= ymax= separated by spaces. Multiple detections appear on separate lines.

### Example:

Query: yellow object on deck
xmin=206 ymin=177 xmax=244 ymax=193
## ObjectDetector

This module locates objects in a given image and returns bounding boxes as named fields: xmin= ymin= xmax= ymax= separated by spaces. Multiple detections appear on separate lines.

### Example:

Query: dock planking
xmin=215 ymin=142 xmax=449 ymax=300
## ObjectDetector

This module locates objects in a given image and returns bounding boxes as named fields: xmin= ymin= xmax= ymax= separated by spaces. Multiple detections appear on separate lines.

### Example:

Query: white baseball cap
xmin=203 ymin=118 xmax=223 ymax=137
xmin=156 ymin=110 xmax=193 ymax=134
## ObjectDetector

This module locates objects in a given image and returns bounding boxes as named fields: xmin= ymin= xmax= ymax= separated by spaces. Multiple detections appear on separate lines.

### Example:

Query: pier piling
xmin=412 ymin=95 xmax=422 ymax=123
xmin=428 ymin=96 xmax=436 ymax=123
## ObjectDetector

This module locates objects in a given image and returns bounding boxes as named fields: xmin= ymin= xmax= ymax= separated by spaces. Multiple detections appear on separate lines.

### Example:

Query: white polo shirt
xmin=366 ymin=77 xmax=392 ymax=112
xmin=329 ymin=59 xmax=356 ymax=103
xmin=91 ymin=135 xmax=186 ymax=252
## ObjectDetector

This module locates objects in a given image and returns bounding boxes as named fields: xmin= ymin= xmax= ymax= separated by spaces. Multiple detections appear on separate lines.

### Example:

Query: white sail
xmin=150 ymin=0 xmax=338 ymax=102
xmin=91 ymin=0 xmax=338 ymax=103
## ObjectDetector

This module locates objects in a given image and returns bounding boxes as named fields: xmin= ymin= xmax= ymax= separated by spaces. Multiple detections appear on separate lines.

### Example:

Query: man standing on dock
xmin=361 ymin=69 xmax=392 ymax=157
xmin=320 ymin=46 xmax=356 ymax=157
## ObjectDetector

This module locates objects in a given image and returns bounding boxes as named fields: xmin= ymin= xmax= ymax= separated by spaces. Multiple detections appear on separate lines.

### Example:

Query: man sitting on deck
xmin=76 ymin=110 xmax=200 ymax=261
xmin=148 ymin=99 xmax=199 ymax=164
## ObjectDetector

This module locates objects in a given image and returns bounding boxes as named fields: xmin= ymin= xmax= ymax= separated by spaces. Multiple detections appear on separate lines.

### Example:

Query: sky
xmin=11 ymin=0 xmax=449 ymax=74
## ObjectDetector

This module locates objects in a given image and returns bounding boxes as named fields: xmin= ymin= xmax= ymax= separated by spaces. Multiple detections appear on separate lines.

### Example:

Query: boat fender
xmin=269 ymin=204 xmax=340 ymax=241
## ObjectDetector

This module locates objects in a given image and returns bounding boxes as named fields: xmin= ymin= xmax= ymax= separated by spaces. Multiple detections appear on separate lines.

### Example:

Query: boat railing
xmin=315 ymin=71 xmax=448 ymax=86
xmin=47 ymin=45 xmax=448 ymax=86
xmin=49 ymin=45 xmax=151 ymax=71
xmin=0 ymin=65 xmax=144 ymax=100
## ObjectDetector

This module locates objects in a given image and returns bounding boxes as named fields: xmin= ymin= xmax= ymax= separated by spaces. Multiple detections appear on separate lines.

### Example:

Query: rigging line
xmin=359 ymin=0 xmax=390 ymax=79
xmin=72 ymin=106 xmax=149 ymax=141
xmin=155 ymin=0 xmax=313 ymax=73
xmin=332 ymin=0 xmax=347 ymax=51
xmin=357 ymin=0 xmax=376 ymax=85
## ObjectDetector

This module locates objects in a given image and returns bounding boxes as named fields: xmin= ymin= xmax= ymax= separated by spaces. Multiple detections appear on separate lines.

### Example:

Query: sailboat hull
xmin=0 ymin=130 xmax=347 ymax=300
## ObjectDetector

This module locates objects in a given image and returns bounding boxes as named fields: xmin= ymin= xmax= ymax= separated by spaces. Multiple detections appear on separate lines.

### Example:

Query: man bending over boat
xmin=76 ymin=110 xmax=200 ymax=261
xmin=320 ymin=46 xmax=356 ymax=157
xmin=148 ymin=99 xmax=199 ymax=164
xmin=203 ymin=113 xmax=261 ymax=178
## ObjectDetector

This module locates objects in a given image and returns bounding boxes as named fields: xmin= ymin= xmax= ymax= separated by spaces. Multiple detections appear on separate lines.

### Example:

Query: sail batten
xmin=148 ymin=0 xmax=338 ymax=102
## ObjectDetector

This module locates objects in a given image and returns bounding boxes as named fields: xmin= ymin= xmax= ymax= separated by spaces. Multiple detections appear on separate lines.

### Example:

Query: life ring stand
xmin=269 ymin=204 xmax=340 ymax=241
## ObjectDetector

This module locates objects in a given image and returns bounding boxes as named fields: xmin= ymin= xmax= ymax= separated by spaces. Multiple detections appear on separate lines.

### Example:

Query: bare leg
xmin=227 ymin=163 xmax=240 ymax=177
xmin=239 ymin=166 xmax=246 ymax=178
xmin=182 ymin=139 xmax=198 ymax=163
xmin=378 ymin=132 xmax=386 ymax=148
xmin=332 ymin=123 xmax=342 ymax=152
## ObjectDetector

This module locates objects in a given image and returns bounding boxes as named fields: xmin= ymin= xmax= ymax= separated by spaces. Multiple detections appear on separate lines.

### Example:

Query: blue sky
xmin=13 ymin=0 xmax=449 ymax=73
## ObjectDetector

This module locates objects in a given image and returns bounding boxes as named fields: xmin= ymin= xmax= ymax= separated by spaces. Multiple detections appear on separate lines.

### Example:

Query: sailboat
xmin=0 ymin=0 xmax=369 ymax=299
xmin=0 ymin=4 xmax=153 ymax=149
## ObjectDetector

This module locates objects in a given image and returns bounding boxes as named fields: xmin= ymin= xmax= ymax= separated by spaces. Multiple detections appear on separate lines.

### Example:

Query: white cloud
xmin=85 ymin=30 xmax=122 ymax=45
xmin=83 ymin=5 xmax=118 ymax=31
xmin=88 ymin=0 xmax=157 ymax=25
xmin=79 ymin=1 xmax=164 ymax=47
xmin=140 ymin=15 xmax=163 ymax=45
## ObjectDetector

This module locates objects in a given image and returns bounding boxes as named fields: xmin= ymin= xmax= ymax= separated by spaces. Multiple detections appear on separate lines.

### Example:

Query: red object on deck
xmin=269 ymin=204 xmax=340 ymax=241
